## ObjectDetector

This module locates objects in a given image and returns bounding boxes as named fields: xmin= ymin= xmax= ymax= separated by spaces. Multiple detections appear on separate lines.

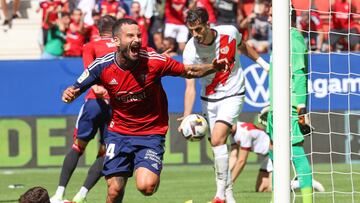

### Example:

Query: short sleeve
xmin=182 ymin=39 xmax=196 ymax=65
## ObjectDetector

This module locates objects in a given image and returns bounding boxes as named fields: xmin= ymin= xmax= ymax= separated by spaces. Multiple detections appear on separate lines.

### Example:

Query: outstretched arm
xmin=181 ymin=58 xmax=229 ymax=78
xmin=238 ymin=41 xmax=270 ymax=72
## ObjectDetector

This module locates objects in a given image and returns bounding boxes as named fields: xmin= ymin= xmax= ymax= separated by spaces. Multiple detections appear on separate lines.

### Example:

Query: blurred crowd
xmin=22 ymin=0 xmax=360 ymax=59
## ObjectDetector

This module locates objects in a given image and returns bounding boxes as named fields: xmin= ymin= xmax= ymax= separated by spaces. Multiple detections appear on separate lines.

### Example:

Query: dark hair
xmin=92 ymin=10 xmax=100 ymax=17
xmin=185 ymin=7 xmax=209 ymax=25
xmin=112 ymin=18 xmax=138 ymax=37
xmin=19 ymin=187 xmax=50 ymax=203
xmin=98 ymin=15 xmax=116 ymax=35
xmin=61 ymin=12 xmax=70 ymax=18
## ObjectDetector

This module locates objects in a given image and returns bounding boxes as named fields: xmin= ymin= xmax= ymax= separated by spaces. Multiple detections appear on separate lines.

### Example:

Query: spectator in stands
xmin=41 ymin=11 xmax=70 ymax=59
xmin=63 ymin=8 xmax=86 ymax=57
xmin=130 ymin=1 xmax=149 ymax=47
xmin=246 ymin=0 xmax=271 ymax=53
xmin=1 ymin=0 xmax=20 ymax=27
xmin=161 ymin=37 xmax=178 ymax=57
xmin=148 ymin=0 xmax=165 ymax=51
xmin=214 ymin=0 xmax=241 ymax=30
xmin=76 ymin=0 xmax=96 ymax=25
xmin=85 ymin=11 xmax=101 ymax=42
xmin=189 ymin=0 xmax=216 ymax=26
xmin=37 ymin=0 xmax=68 ymax=51
xmin=164 ymin=0 xmax=189 ymax=53
xmin=19 ymin=186 xmax=50 ymax=203
xmin=96 ymin=0 xmax=127 ymax=19
xmin=297 ymin=10 xmax=324 ymax=52
xmin=330 ymin=0 xmax=360 ymax=51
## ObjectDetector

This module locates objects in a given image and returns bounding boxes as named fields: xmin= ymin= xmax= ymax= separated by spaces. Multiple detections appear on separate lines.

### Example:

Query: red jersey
xmin=332 ymin=0 xmax=356 ymax=29
xmin=165 ymin=0 xmax=187 ymax=25
xmin=195 ymin=0 xmax=216 ymax=24
xmin=40 ymin=0 xmax=62 ymax=29
xmin=100 ymin=1 xmax=120 ymax=16
xmin=74 ymin=48 xmax=185 ymax=136
xmin=299 ymin=11 xmax=323 ymax=32
xmin=85 ymin=24 xmax=100 ymax=42
xmin=64 ymin=22 xmax=86 ymax=57
xmin=82 ymin=37 xmax=116 ymax=99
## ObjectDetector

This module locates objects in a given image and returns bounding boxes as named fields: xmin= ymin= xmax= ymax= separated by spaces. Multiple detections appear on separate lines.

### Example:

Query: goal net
xmin=290 ymin=0 xmax=360 ymax=202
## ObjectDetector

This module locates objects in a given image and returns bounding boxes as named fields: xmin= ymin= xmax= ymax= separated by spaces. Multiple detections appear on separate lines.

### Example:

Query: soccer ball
xmin=180 ymin=114 xmax=209 ymax=141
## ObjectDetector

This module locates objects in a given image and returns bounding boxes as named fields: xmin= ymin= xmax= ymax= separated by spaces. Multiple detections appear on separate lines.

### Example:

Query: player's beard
xmin=118 ymin=41 xmax=141 ymax=62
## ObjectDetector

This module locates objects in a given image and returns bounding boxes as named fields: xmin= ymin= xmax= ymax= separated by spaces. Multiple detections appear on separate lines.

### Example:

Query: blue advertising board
xmin=0 ymin=53 xmax=360 ymax=116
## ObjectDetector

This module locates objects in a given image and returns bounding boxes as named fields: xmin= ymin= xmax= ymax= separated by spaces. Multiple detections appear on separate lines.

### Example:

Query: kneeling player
xmin=229 ymin=121 xmax=325 ymax=192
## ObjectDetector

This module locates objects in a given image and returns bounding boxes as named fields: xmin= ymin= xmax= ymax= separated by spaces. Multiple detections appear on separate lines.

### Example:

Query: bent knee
xmin=137 ymin=183 xmax=158 ymax=196
xmin=107 ymin=184 xmax=124 ymax=199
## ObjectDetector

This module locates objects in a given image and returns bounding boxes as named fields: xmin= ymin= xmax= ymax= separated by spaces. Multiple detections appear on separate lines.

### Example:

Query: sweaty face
xmin=187 ymin=21 xmax=209 ymax=44
xmin=114 ymin=24 xmax=142 ymax=61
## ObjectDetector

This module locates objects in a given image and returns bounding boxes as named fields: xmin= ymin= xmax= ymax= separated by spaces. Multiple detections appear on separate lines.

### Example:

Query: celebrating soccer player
xmin=51 ymin=15 xmax=117 ymax=203
xmin=180 ymin=7 xmax=270 ymax=203
xmin=61 ymin=18 xmax=229 ymax=203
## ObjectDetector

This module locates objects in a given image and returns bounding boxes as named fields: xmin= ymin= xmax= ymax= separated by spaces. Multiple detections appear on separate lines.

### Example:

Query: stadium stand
xmin=0 ymin=0 xmax=41 ymax=59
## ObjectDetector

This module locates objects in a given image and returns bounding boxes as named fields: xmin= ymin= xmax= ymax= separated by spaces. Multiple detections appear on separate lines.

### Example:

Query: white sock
xmin=213 ymin=144 xmax=229 ymax=200
xmin=55 ymin=186 xmax=65 ymax=198
xmin=77 ymin=186 xmax=88 ymax=198
xmin=225 ymin=168 xmax=236 ymax=203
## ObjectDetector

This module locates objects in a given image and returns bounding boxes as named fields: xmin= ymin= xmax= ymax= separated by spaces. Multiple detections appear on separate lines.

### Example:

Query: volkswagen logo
xmin=243 ymin=64 xmax=269 ymax=108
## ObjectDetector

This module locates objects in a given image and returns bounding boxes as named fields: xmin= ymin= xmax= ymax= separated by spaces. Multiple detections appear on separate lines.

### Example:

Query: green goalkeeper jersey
xmin=269 ymin=27 xmax=308 ymax=110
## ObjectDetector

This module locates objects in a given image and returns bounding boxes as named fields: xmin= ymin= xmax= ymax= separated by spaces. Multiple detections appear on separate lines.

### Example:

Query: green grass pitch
xmin=1 ymin=164 xmax=360 ymax=203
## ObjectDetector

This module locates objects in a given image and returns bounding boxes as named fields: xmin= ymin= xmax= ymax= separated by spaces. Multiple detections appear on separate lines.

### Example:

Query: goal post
xmin=272 ymin=0 xmax=291 ymax=203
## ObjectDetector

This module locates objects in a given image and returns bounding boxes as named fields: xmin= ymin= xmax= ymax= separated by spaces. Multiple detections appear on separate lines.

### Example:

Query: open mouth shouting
xmin=128 ymin=41 xmax=141 ymax=59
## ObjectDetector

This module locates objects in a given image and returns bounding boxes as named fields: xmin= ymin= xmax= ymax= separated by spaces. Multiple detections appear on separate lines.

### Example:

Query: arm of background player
xmin=238 ymin=40 xmax=270 ymax=72
xmin=177 ymin=78 xmax=196 ymax=130
xmin=231 ymin=148 xmax=250 ymax=183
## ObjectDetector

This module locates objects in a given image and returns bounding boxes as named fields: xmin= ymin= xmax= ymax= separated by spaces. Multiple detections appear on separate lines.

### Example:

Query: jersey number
xmin=106 ymin=143 xmax=115 ymax=159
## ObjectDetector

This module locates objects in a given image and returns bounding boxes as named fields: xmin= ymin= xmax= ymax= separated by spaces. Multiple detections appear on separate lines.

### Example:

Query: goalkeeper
xmin=266 ymin=6 xmax=313 ymax=203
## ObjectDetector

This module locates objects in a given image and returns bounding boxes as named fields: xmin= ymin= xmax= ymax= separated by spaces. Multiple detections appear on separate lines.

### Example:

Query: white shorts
xmin=201 ymin=95 xmax=244 ymax=137
xmin=164 ymin=23 xmax=189 ymax=43
xmin=260 ymin=156 xmax=273 ymax=172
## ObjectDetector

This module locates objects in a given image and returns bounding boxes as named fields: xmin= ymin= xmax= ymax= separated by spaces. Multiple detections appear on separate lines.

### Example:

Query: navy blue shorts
xmin=103 ymin=131 xmax=165 ymax=177
xmin=74 ymin=99 xmax=111 ymax=144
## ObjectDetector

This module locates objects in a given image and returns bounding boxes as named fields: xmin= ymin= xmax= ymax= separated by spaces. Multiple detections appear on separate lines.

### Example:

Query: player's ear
xmin=113 ymin=36 xmax=120 ymax=46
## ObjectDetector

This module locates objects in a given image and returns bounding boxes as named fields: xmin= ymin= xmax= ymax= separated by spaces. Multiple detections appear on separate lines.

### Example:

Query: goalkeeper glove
xmin=297 ymin=104 xmax=314 ymax=135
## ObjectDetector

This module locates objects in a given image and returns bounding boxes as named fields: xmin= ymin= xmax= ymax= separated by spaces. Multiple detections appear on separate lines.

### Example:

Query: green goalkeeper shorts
xmin=266 ymin=109 xmax=304 ymax=145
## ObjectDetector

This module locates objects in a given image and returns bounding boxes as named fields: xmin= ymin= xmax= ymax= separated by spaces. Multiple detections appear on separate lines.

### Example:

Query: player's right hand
xmin=62 ymin=86 xmax=80 ymax=103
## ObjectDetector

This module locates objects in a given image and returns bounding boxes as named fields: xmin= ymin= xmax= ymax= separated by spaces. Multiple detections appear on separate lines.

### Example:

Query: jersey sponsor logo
xmin=115 ymin=90 xmax=146 ymax=102
xmin=109 ymin=78 xmax=118 ymax=85
xmin=243 ymin=63 xmax=269 ymax=108
xmin=77 ymin=69 xmax=89 ymax=83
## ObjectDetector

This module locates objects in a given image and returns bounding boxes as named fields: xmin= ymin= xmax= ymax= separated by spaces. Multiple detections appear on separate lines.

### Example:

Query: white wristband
xmin=256 ymin=57 xmax=270 ymax=72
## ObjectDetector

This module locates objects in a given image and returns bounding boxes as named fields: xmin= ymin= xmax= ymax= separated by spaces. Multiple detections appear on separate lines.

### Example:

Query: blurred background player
xmin=229 ymin=118 xmax=324 ymax=193
xmin=181 ymin=7 xmax=269 ymax=203
xmin=50 ymin=15 xmax=116 ymax=203
xmin=63 ymin=9 xmax=86 ymax=57
xmin=19 ymin=186 xmax=50 ymax=203
xmin=266 ymin=6 xmax=314 ymax=203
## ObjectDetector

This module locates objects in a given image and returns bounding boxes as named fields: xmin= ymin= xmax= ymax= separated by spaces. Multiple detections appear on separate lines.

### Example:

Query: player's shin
xmin=213 ymin=144 xmax=229 ymax=200
xmin=225 ymin=168 xmax=236 ymax=203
